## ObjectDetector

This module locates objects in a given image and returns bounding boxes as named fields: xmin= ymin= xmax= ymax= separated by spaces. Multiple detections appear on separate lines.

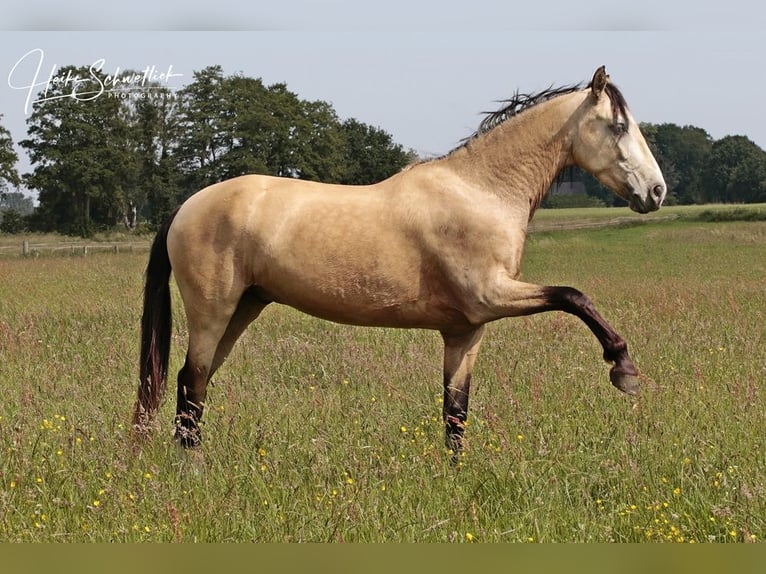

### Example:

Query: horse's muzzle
xmin=630 ymin=183 xmax=665 ymax=213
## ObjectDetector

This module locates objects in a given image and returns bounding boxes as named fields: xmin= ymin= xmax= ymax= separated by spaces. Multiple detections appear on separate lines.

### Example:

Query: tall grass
xmin=1 ymin=216 xmax=764 ymax=542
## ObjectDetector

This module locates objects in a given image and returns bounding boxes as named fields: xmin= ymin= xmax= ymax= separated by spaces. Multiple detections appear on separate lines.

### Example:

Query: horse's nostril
xmin=652 ymin=184 xmax=665 ymax=203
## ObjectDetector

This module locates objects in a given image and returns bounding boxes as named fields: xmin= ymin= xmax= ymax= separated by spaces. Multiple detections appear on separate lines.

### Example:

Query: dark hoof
xmin=610 ymin=367 xmax=640 ymax=395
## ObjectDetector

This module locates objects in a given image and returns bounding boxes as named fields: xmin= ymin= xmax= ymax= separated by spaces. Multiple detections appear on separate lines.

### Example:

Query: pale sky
xmin=1 ymin=1 xmax=764 ymax=186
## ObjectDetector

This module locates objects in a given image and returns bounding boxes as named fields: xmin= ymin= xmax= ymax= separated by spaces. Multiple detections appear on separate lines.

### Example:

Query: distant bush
xmin=692 ymin=207 xmax=766 ymax=222
xmin=0 ymin=209 xmax=28 ymax=234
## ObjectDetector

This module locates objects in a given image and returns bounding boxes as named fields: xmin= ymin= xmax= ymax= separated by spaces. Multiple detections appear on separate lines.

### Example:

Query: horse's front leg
xmin=476 ymin=278 xmax=640 ymax=395
xmin=440 ymin=326 xmax=486 ymax=462
xmin=550 ymin=286 xmax=640 ymax=394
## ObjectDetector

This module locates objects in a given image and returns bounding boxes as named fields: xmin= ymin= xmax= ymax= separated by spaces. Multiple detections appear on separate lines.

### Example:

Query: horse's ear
xmin=590 ymin=65 xmax=608 ymax=100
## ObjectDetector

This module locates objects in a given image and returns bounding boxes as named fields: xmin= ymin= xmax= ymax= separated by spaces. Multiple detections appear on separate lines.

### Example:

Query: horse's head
xmin=571 ymin=66 xmax=666 ymax=213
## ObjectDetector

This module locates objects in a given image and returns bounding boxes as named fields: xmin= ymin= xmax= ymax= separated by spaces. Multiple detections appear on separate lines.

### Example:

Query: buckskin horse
xmin=133 ymin=66 xmax=666 ymax=457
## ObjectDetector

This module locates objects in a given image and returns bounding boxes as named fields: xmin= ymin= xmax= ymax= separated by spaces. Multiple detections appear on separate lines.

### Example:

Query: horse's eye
xmin=613 ymin=121 xmax=628 ymax=135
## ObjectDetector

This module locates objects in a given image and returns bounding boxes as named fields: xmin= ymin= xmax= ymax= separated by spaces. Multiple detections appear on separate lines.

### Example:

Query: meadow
xmin=1 ymin=205 xmax=765 ymax=542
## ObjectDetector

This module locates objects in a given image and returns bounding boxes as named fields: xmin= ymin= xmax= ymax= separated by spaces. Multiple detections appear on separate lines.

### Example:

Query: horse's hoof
xmin=610 ymin=368 xmax=640 ymax=395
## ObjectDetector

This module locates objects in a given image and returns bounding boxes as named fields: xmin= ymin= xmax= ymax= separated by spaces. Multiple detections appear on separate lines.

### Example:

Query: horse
xmin=133 ymin=66 xmax=666 ymax=458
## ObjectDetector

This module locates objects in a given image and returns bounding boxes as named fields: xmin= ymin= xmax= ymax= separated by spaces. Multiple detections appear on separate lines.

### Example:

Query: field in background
xmin=529 ymin=203 xmax=766 ymax=232
xmin=1 ymin=205 xmax=765 ymax=542
xmin=0 ymin=231 xmax=151 ymax=258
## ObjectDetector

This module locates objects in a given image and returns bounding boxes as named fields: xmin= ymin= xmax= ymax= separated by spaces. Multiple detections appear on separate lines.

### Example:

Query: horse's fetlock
xmin=445 ymin=414 xmax=465 ymax=429
xmin=603 ymin=339 xmax=629 ymax=363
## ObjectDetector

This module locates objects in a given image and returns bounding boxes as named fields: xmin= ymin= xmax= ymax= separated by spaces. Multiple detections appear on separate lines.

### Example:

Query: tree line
xmin=547 ymin=124 xmax=766 ymax=208
xmin=0 ymin=65 xmax=416 ymax=236
xmin=2 ymin=66 xmax=766 ymax=235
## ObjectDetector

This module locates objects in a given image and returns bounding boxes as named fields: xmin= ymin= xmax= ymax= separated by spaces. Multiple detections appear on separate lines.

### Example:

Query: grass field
xmin=1 ymin=206 xmax=765 ymax=542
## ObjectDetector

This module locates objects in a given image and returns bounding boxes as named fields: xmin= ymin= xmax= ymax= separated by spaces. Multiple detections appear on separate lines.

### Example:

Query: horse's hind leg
xmin=209 ymin=287 xmax=269 ymax=377
xmin=174 ymin=316 xmax=230 ymax=448
xmin=175 ymin=288 xmax=268 ymax=448
xmin=441 ymin=326 xmax=486 ymax=461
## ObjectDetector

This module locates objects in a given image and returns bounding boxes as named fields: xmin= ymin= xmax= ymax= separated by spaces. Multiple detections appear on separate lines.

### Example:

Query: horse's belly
xmin=284 ymin=297 xmax=468 ymax=330
xmin=257 ymin=270 xmax=468 ymax=330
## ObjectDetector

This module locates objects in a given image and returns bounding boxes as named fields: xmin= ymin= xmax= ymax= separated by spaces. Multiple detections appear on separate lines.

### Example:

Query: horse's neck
xmin=440 ymin=94 xmax=581 ymax=218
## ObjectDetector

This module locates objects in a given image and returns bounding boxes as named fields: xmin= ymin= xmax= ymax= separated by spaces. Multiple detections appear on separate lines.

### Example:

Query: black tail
xmin=133 ymin=208 xmax=179 ymax=431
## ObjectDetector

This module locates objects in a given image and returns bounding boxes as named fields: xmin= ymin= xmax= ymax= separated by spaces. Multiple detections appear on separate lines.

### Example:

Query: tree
xmin=260 ymin=82 xmax=310 ymax=179
xmin=16 ymin=63 xmax=426 ymax=233
xmin=174 ymin=66 xmax=234 ymax=197
xmin=21 ymin=65 xmax=138 ymax=235
xmin=174 ymin=70 xmax=316 ymax=194
xmin=339 ymin=119 xmax=416 ymax=185
xmin=728 ymin=153 xmax=766 ymax=203
xmin=0 ymin=209 xmax=26 ymax=234
xmin=128 ymin=87 xmax=182 ymax=227
xmin=295 ymin=99 xmax=345 ymax=182
xmin=703 ymin=135 xmax=766 ymax=203
xmin=561 ymin=123 xmax=763 ymax=207
xmin=0 ymin=191 xmax=33 ymax=234
xmin=641 ymin=123 xmax=712 ymax=204
xmin=174 ymin=70 xmax=410 ymax=190
xmin=0 ymin=114 xmax=21 ymax=195
xmin=218 ymin=74 xmax=272 ymax=179
xmin=0 ymin=191 xmax=33 ymax=214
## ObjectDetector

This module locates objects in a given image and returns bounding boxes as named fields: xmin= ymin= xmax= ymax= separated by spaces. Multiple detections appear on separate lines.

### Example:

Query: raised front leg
xmin=441 ymin=326 xmax=486 ymax=461
xmin=473 ymin=278 xmax=640 ymax=395
xmin=548 ymin=286 xmax=640 ymax=394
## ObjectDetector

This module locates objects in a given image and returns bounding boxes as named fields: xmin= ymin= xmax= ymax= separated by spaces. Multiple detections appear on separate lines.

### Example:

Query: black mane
xmin=470 ymin=83 xmax=583 ymax=141
xmin=459 ymin=78 xmax=629 ymax=147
